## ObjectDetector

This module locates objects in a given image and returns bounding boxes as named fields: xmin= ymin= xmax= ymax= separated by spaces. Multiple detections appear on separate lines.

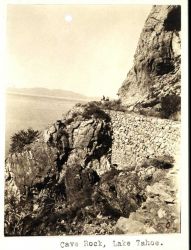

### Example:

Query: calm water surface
xmin=5 ymin=93 xmax=87 ymax=155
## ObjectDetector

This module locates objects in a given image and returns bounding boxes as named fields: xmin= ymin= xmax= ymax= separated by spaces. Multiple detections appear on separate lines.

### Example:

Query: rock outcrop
xmin=4 ymin=102 xmax=180 ymax=235
xmin=118 ymin=5 xmax=181 ymax=120
xmin=5 ymin=103 xmax=113 ymax=235
xmin=115 ymin=157 xmax=180 ymax=234
xmin=4 ymin=5 xmax=181 ymax=236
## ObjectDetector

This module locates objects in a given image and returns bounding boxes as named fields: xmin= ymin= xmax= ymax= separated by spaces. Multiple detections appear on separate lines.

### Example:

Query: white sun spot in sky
xmin=64 ymin=15 xmax=73 ymax=23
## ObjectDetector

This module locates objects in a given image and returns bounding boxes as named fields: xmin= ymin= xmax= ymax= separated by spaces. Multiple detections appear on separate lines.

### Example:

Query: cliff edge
xmin=118 ymin=5 xmax=181 ymax=120
xmin=4 ymin=5 xmax=181 ymax=236
xmin=5 ymin=103 xmax=180 ymax=235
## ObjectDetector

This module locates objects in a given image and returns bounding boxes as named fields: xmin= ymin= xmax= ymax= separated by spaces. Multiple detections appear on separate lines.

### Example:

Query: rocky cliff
xmin=118 ymin=5 xmax=181 ymax=120
xmin=4 ymin=5 xmax=181 ymax=236
xmin=5 ymin=103 xmax=113 ymax=235
xmin=5 ymin=102 xmax=180 ymax=235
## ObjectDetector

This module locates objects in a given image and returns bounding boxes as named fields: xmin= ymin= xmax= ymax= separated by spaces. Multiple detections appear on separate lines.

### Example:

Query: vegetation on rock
xmin=4 ymin=101 xmax=179 ymax=235
xmin=9 ymin=128 xmax=39 ymax=154
xmin=4 ymin=5 xmax=181 ymax=236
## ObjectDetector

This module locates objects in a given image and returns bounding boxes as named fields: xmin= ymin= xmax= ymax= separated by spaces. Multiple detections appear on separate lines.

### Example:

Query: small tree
xmin=9 ymin=128 xmax=39 ymax=154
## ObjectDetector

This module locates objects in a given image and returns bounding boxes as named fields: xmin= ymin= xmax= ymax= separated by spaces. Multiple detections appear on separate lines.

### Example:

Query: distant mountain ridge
xmin=6 ymin=87 xmax=94 ymax=100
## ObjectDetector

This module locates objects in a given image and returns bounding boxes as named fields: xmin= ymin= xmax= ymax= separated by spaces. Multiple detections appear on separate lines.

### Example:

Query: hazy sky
xmin=7 ymin=4 xmax=152 ymax=98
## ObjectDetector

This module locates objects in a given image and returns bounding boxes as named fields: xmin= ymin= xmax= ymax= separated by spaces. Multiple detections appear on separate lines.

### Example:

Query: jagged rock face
xmin=118 ymin=5 xmax=181 ymax=119
xmin=5 ymin=5 xmax=182 ymax=233
xmin=4 ymin=103 xmax=114 ymax=235
xmin=4 ymin=103 xmax=180 ymax=235
xmin=5 ymin=103 xmax=112 ymax=198
xmin=92 ymin=169 xmax=147 ymax=218
xmin=115 ymin=159 xmax=180 ymax=234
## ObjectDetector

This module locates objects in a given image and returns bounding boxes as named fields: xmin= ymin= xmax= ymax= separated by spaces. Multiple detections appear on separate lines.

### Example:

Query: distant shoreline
xmin=6 ymin=91 xmax=90 ymax=103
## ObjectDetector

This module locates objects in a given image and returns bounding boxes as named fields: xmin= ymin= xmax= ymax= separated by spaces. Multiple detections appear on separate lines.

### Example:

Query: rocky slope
xmin=109 ymin=110 xmax=180 ymax=169
xmin=4 ymin=102 xmax=180 ymax=236
xmin=5 ymin=103 xmax=113 ymax=235
xmin=4 ymin=5 xmax=181 ymax=236
xmin=118 ymin=5 xmax=181 ymax=120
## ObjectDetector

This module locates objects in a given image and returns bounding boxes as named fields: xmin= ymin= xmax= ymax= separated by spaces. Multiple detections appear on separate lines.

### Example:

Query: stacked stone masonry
xmin=107 ymin=110 xmax=180 ymax=169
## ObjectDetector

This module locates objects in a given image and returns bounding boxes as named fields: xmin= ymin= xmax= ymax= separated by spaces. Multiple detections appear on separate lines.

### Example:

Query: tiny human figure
xmin=101 ymin=95 xmax=106 ymax=104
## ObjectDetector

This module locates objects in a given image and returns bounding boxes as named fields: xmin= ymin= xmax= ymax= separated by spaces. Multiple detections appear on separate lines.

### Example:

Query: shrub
xmin=142 ymin=155 xmax=174 ymax=169
xmin=161 ymin=95 xmax=181 ymax=119
xmin=82 ymin=102 xmax=111 ymax=121
xmin=9 ymin=128 xmax=39 ymax=154
xmin=99 ymin=99 xmax=126 ymax=112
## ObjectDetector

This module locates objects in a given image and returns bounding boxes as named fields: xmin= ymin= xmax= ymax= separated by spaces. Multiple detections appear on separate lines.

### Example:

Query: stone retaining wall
xmin=107 ymin=111 xmax=180 ymax=169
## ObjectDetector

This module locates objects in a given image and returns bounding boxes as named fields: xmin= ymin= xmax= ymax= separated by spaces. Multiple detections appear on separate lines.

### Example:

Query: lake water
xmin=5 ymin=93 xmax=87 ymax=155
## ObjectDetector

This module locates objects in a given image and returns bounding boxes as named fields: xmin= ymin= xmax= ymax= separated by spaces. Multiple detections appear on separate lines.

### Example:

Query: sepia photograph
xmin=0 ymin=0 xmax=188 ymax=249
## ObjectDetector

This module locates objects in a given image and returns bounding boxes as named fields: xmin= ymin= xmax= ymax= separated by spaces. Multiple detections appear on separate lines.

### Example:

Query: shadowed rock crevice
xmin=164 ymin=6 xmax=181 ymax=31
